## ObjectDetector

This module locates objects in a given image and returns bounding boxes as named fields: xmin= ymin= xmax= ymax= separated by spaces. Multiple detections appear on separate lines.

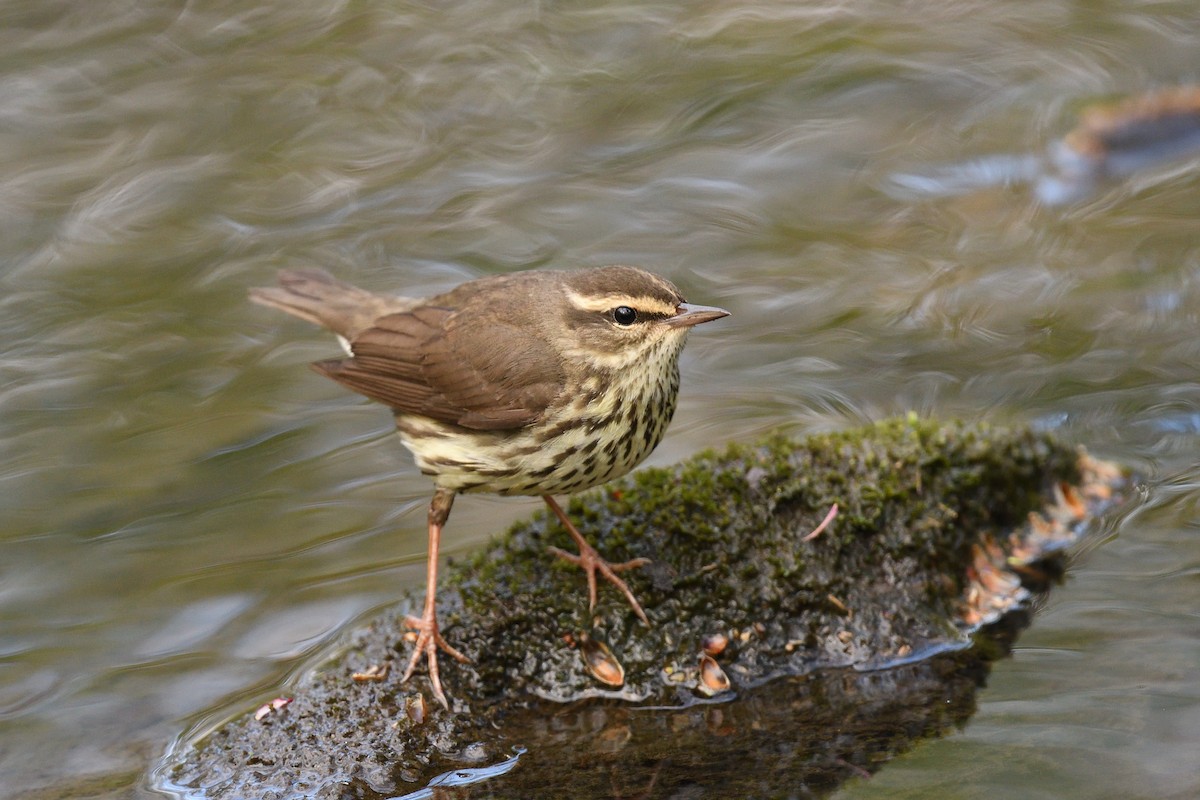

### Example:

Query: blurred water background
xmin=1 ymin=1 xmax=1198 ymax=797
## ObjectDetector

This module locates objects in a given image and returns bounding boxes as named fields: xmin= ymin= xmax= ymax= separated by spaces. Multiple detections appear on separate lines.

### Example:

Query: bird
xmin=249 ymin=265 xmax=728 ymax=709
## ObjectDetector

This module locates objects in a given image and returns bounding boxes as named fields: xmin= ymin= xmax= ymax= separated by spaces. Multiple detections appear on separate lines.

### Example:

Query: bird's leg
xmin=402 ymin=487 xmax=469 ymax=709
xmin=542 ymin=494 xmax=651 ymax=625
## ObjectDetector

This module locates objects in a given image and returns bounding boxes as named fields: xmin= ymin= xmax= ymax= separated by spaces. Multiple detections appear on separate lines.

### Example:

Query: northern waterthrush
xmin=250 ymin=265 xmax=728 ymax=708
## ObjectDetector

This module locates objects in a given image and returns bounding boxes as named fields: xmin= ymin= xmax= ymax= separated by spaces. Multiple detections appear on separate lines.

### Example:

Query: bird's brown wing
xmin=312 ymin=306 xmax=565 ymax=430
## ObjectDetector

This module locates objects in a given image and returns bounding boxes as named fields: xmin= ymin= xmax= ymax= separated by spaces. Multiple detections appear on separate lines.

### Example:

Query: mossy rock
xmin=164 ymin=416 xmax=1125 ymax=799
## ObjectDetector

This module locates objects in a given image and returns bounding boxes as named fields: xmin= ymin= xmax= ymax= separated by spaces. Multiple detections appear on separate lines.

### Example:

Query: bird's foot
xmin=401 ymin=611 xmax=469 ymax=710
xmin=547 ymin=542 xmax=651 ymax=625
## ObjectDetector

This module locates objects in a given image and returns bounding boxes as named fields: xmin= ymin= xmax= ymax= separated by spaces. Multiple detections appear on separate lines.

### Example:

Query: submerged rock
xmin=161 ymin=417 xmax=1126 ymax=799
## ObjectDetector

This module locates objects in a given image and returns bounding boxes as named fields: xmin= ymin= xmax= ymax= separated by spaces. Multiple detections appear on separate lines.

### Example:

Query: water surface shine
xmin=1 ymin=1 xmax=1198 ymax=798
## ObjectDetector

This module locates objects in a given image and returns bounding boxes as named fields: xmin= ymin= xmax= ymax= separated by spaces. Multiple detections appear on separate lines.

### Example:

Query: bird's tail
xmin=249 ymin=268 xmax=414 ymax=339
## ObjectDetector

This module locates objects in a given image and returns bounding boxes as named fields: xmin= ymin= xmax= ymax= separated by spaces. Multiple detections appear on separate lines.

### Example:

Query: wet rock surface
xmin=163 ymin=417 xmax=1126 ymax=799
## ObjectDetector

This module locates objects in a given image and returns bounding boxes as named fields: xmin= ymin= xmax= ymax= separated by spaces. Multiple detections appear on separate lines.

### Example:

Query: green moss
xmin=443 ymin=416 xmax=1088 ymax=690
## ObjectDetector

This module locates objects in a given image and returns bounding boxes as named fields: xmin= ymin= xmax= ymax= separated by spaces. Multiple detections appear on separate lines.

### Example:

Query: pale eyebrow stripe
xmin=564 ymin=288 xmax=677 ymax=316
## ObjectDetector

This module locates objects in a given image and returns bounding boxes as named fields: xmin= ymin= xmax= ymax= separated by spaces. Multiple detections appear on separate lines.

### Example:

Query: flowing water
xmin=1 ymin=1 xmax=1198 ymax=798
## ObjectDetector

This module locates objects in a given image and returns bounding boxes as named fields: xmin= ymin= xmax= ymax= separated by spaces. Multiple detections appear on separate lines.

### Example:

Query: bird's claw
xmin=548 ymin=543 xmax=651 ymax=625
xmin=402 ymin=612 xmax=470 ymax=710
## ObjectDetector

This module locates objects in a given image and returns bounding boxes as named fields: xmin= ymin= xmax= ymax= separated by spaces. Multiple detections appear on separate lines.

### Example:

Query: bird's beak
xmin=666 ymin=302 xmax=730 ymax=328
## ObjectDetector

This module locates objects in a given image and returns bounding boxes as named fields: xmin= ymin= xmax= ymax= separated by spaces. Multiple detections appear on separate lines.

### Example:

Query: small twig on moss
xmin=803 ymin=503 xmax=839 ymax=541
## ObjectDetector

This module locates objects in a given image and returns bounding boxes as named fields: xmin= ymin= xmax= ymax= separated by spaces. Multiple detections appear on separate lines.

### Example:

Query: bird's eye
xmin=612 ymin=306 xmax=638 ymax=326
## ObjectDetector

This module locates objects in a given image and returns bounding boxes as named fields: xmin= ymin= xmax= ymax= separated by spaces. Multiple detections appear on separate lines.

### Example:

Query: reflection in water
xmin=387 ymin=747 xmax=526 ymax=800
xmin=158 ymin=612 xmax=1041 ymax=799
xmin=482 ymin=612 xmax=1036 ymax=800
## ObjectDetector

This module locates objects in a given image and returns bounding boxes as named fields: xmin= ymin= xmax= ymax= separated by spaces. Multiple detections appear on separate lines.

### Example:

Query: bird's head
xmin=556 ymin=265 xmax=729 ymax=371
